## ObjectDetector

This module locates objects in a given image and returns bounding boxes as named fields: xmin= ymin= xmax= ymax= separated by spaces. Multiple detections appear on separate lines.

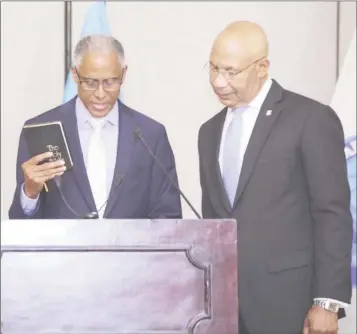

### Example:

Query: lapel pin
xmin=266 ymin=110 xmax=272 ymax=116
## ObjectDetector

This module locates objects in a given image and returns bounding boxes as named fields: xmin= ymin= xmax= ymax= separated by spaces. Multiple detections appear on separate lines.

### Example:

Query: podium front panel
xmin=1 ymin=219 xmax=238 ymax=334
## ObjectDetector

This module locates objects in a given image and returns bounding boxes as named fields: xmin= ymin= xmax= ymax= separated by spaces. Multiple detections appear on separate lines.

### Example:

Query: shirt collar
xmin=249 ymin=77 xmax=273 ymax=110
xmin=75 ymin=97 xmax=119 ymax=128
xmin=228 ymin=77 xmax=273 ymax=115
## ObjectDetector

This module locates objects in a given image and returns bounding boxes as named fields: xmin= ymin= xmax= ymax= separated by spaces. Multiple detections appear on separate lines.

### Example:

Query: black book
xmin=22 ymin=121 xmax=73 ymax=169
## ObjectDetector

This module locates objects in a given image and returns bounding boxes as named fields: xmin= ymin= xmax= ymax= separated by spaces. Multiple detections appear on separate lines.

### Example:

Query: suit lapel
xmin=61 ymin=98 xmax=96 ymax=211
xmin=233 ymin=80 xmax=284 ymax=206
xmin=209 ymin=108 xmax=233 ymax=213
xmin=104 ymin=101 xmax=136 ymax=216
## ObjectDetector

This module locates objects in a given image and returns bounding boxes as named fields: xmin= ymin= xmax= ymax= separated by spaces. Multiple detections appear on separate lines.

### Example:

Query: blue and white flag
xmin=62 ymin=1 xmax=111 ymax=103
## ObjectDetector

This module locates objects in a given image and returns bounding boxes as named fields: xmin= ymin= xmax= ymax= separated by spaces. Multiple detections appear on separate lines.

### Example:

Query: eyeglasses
xmin=75 ymin=68 xmax=122 ymax=91
xmin=204 ymin=56 xmax=265 ymax=80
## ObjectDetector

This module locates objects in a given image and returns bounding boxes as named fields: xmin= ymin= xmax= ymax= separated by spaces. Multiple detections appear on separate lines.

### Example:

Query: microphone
xmin=54 ymin=174 xmax=123 ymax=219
xmin=134 ymin=128 xmax=202 ymax=219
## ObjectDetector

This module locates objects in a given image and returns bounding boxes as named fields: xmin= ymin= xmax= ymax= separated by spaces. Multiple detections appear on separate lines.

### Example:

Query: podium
xmin=1 ymin=219 xmax=238 ymax=334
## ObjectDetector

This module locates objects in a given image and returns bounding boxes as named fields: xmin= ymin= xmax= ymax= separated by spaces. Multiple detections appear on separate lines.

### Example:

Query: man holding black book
xmin=9 ymin=35 xmax=182 ymax=220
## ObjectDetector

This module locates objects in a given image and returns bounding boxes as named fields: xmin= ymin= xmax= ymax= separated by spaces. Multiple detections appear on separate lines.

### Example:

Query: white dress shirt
xmin=218 ymin=77 xmax=348 ymax=309
xmin=219 ymin=78 xmax=273 ymax=174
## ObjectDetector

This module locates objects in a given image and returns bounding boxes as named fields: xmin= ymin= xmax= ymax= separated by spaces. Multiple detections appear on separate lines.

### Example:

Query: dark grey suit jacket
xmin=198 ymin=80 xmax=353 ymax=334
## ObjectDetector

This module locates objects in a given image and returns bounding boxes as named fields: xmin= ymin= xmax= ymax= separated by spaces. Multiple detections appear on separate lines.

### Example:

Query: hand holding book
xmin=22 ymin=151 xmax=66 ymax=198
xmin=21 ymin=120 xmax=73 ymax=198
xmin=22 ymin=121 xmax=73 ymax=170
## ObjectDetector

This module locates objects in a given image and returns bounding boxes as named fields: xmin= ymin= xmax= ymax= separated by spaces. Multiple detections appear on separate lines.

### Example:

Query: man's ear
xmin=120 ymin=65 xmax=128 ymax=84
xmin=71 ymin=67 xmax=79 ymax=84
xmin=258 ymin=59 xmax=270 ymax=78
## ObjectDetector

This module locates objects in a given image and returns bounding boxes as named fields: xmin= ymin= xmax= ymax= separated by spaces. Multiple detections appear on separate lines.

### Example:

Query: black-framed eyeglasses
xmin=204 ymin=56 xmax=265 ymax=80
xmin=74 ymin=67 xmax=123 ymax=91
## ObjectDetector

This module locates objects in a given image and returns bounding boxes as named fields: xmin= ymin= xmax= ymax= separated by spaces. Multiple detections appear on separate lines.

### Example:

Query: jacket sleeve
xmin=301 ymin=105 xmax=353 ymax=304
xmin=8 ymin=127 xmax=44 ymax=219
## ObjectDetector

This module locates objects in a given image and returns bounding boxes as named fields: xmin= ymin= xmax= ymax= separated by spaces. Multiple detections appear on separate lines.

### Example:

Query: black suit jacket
xmin=198 ymin=80 xmax=353 ymax=334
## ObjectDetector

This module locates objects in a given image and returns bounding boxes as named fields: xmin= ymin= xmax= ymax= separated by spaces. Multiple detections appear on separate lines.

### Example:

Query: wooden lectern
xmin=1 ymin=219 xmax=238 ymax=334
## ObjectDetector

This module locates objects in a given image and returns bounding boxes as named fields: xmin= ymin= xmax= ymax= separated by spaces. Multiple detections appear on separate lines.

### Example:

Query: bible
xmin=22 ymin=121 xmax=73 ymax=169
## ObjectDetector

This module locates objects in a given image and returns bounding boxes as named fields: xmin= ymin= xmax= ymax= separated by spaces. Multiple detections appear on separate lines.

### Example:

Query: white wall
xmin=1 ymin=2 xmax=64 ymax=218
xmin=0 ymin=1 xmax=350 ymax=219
xmin=339 ymin=1 xmax=356 ymax=70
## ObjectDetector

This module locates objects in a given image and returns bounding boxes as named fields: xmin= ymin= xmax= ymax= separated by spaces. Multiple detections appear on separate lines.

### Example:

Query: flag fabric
xmin=62 ymin=1 xmax=111 ymax=103
xmin=330 ymin=30 xmax=356 ymax=334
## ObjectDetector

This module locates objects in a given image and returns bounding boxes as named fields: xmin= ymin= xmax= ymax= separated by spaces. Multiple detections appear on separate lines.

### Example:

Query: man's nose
xmin=212 ymin=72 xmax=228 ymax=88
xmin=94 ymin=84 xmax=106 ymax=99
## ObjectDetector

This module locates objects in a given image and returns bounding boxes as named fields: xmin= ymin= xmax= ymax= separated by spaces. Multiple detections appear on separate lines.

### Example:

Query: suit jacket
xmin=9 ymin=97 xmax=182 ymax=219
xmin=198 ymin=80 xmax=353 ymax=334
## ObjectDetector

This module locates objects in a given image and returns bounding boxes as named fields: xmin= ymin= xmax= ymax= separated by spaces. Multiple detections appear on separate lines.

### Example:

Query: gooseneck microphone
xmin=134 ymin=128 xmax=202 ymax=219
xmin=54 ymin=176 xmax=99 ymax=219
xmin=54 ymin=175 xmax=123 ymax=219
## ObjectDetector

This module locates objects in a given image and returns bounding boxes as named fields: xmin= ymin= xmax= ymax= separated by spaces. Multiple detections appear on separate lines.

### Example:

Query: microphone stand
xmin=134 ymin=128 xmax=202 ymax=219
xmin=54 ymin=176 xmax=99 ymax=219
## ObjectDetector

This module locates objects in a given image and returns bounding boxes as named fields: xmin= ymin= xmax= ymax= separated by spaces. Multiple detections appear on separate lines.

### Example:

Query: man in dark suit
xmin=9 ymin=35 xmax=182 ymax=219
xmin=198 ymin=21 xmax=353 ymax=334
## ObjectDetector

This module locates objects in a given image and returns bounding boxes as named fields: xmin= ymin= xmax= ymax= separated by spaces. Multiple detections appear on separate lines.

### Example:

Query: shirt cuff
xmin=313 ymin=298 xmax=349 ymax=309
xmin=20 ymin=183 xmax=40 ymax=215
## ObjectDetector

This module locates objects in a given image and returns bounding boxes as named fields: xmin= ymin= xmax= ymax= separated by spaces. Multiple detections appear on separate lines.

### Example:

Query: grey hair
xmin=72 ymin=35 xmax=125 ymax=68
